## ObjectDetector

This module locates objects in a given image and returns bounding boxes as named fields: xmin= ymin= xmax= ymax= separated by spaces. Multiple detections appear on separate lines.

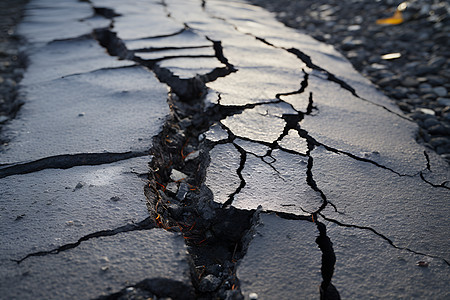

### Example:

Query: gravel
xmin=248 ymin=0 xmax=450 ymax=163
xmin=0 ymin=0 xmax=28 ymax=128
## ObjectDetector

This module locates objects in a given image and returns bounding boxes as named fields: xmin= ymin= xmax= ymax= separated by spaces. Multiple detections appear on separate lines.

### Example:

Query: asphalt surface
xmin=1 ymin=0 xmax=449 ymax=299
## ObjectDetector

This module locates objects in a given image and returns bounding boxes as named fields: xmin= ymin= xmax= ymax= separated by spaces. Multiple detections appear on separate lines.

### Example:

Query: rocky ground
xmin=248 ymin=0 xmax=450 ymax=162
xmin=0 ymin=0 xmax=28 ymax=126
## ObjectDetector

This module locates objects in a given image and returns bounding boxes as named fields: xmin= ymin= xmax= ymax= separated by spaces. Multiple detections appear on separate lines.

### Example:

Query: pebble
xmin=437 ymin=98 xmax=450 ymax=106
xmin=402 ymin=77 xmax=419 ymax=87
xmin=433 ymin=87 xmax=447 ymax=97
xmin=199 ymin=274 xmax=222 ymax=292
xmin=170 ymin=169 xmax=187 ymax=182
xmin=423 ymin=117 xmax=439 ymax=129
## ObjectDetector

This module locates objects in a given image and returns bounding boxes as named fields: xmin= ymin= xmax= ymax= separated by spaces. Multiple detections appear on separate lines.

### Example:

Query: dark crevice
xmin=286 ymin=47 xmax=357 ymax=97
xmin=14 ymin=217 xmax=156 ymax=264
xmin=93 ymin=7 xmax=121 ymax=19
xmin=316 ymin=221 xmax=341 ymax=300
xmin=88 ymin=3 xmax=257 ymax=297
xmin=297 ymin=127 xmax=422 ymax=178
xmin=222 ymin=143 xmax=247 ymax=208
xmin=424 ymin=150 xmax=431 ymax=171
xmin=140 ymin=54 xmax=216 ymax=64
xmin=306 ymin=92 xmax=315 ymax=115
xmin=303 ymin=138 xmax=338 ymax=214
xmin=320 ymin=213 xmax=450 ymax=266
xmin=419 ymin=172 xmax=450 ymax=190
xmin=0 ymin=151 xmax=148 ymax=178
xmin=94 ymin=27 xmax=237 ymax=101
xmin=125 ymin=25 xmax=189 ymax=41
xmin=207 ymin=37 xmax=236 ymax=71
xmin=133 ymin=45 xmax=212 ymax=53
xmin=265 ymin=210 xmax=312 ymax=221
xmin=95 ymin=278 xmax=195 ymax=300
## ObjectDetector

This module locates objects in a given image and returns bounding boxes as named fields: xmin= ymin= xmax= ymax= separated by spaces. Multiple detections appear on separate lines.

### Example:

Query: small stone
xmin=78 ymin=112 xmax=85 ymax=117
xmin=199 ymin=274 xmax=221 ymax=292
xmin=184 ymin=150 xmax=200 ymax=162
xmin=5 ymin=78 xmax=16 ymax=87
xmin=416 ymin=261 xmax=429 ymax=267
xmin=249 ymin=292 xmax=259 ymax=300
xmin=416 ymin=108 xmax=435 ymax=115
xmin=110 ymin=196 xmax=121 ymax=202
xmin=381 ymin=53 xmax=401 ymax=60
xmin=422 ymin=93 xmax=437 ymax=101
xmin=428 ymin=124 xmax=450 ymax=135
xmin=397 ymin=102 xmax=410 ymax=112
xmin=377 ymin=77 xmax=399 ymax=87
xmin=347 ymin=24 xmax=361 ymax=31
xmin=167 ymin=204 xmax=183 ymax=219
xmin=165 ymin=182 xmax=178 ymax=194
xmin=66 ymin=221 xmax=74 ymax=226
xmin=99 ymin=256 xmax=110 ymax=263
xmin=101 ymin=266 xmax=109 ymax=272
xmin=437 ymin=98 xmax=450 ymax=106
xmin=15 ymin=214 xmax=25 ymax=221
xmin=414 ymin=65 xmax=437 ymax=76
xmin=170 ymin=169 xmax=187 ymax=182
xmin=0 ymin=115 xmax=9 ymax=123
xmin=73 ymin=182 xmax=84 ymax=191
xmin=428 ymin=56 xmax=446 ymax=68
xmin=433 ymin=87 xmax=447 ymax=97
xmin=176 ymin=182 xmax=189 ymax=201
xmin=430 ymin=137 xmax=448 ymax=148
xmin=402 ymin=77 xmax=419 ymax=87
xmin=423 ymin=117 xmax=439 ymax=129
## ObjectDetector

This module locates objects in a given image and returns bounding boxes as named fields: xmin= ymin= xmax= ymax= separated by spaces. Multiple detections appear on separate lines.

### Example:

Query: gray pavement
xmin=0 ymin=0 xmax=449 ymax=299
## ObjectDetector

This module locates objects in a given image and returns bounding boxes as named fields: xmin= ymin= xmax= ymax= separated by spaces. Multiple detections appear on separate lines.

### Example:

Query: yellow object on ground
xmin=376 ymin=10 xmax=404 ymax=25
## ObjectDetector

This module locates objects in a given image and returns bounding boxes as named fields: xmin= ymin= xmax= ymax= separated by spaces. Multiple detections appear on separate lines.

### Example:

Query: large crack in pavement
xmin=89 ymin=0 xmax=448 ymax=298
xmin=91 ymin=1 xmax=344 ymax=298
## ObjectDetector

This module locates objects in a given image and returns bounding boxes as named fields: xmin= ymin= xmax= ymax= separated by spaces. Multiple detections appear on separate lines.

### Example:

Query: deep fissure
xmin=86 ymin=1 xmax=447 ymax=298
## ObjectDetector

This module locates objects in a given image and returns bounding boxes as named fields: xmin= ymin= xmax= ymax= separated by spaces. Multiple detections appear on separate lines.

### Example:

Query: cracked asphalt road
xmin=0 ymin=0 xmax=449 ymax=299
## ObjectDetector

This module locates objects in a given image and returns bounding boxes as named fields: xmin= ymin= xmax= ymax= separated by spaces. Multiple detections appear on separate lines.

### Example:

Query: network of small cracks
xmin=10 ymin=1 xmax=449 ymax=300
xmin=200 ymin=0 xmax=450 ymax=267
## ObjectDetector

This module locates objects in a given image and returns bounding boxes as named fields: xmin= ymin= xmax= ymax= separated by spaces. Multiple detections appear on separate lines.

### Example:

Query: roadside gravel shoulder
xmin=0 ymin=0 xmax=28 ymax=127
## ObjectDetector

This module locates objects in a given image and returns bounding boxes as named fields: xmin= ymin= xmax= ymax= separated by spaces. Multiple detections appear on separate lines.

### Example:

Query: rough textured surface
xmin=0 ymin=229 xmax=191 ymax=300
xmin=0 ymin=157 xmax=150 ymax=258
xmin=1 ymin=0 xmax=449 ymax=299
xmin=326 ymin=221 xmax=450 ymax=299
xmin=238 ymin=214 xmax=322 ymax=299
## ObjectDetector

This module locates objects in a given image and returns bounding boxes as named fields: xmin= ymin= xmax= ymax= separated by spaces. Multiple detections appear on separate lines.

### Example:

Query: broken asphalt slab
xmin=0 ymin=0 xmax=449 ymax=299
